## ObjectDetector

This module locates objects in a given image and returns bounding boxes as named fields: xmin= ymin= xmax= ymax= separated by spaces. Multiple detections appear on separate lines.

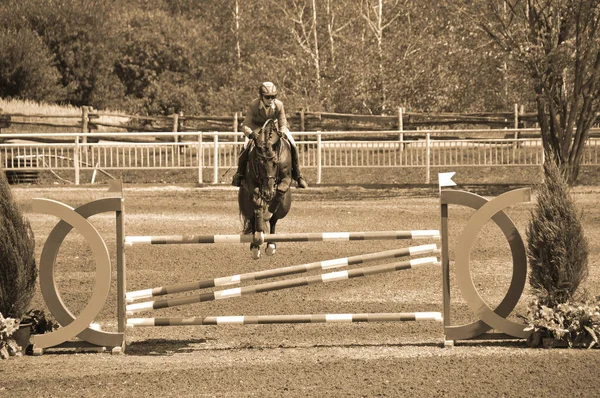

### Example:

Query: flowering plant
xmin=523 ymin=298 xmax=600 ymax=348
xmin=0 ymin=312 xmax=20 ymax=359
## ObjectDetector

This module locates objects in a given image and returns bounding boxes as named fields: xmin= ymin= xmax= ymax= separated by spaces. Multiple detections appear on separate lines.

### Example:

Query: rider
xmin=231 ymin=82 xmax=308 ymax=189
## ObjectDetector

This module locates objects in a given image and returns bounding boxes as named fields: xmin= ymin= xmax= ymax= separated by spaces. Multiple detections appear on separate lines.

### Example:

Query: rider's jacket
xmin=241 ymin=98 xmax=289 ymax=135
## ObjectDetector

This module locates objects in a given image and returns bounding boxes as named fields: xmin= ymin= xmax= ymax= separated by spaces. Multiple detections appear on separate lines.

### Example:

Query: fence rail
xmin=2 ymin=129 xmax=600 ymax=185
xmin=0 ymin=104 xmax=537 ymax=133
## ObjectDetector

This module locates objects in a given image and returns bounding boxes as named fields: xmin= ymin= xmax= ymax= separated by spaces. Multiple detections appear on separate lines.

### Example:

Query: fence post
xmin=233 ymin=112 xmax=239 ymax=143
xmin=398 ymin=106 xmax=404 ymax=153
xmin=198 ymin=132 xmax=204 ymax=184
xmin=74 ymin=134 xmax=80 ymax=185
xmin=520 ymin=104 xmax=525 ymax=127
xmin=426 ymin=133 xmax=431 ymax=184
xmin=0 ymin=108 xmax=11 ymax=138
xmin=213 ymin=133 xmax=219 ymax=184
xmin=172 ymin=113 xmax=181 ymax=153
xmin=513 ymin=104 xmax=520 ymax=145
xmin=81 ymin=106 xmax=89 ymax=146
xmin=171 ymin=113 xmax=179 ymax=134
xmin=300 ymin=108 xmax=305 ymax=132
xmin=317 ymin=131 xmax=322 ymax=184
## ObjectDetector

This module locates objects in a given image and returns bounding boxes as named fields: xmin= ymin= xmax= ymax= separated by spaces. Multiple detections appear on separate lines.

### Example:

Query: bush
xmin=0 ymin=168 xmax=37 ymax=320
xmin=526 ymin=157 xmax=589 ymax=307
xmin=523 ymin=298 xmax=600 ymax=348
xmin=0 ymin=312 xmax=20 ymax=359
xmin=0 ymin=28 xmax=63 ymax=102
xmin=22 ymin=309 xmax=58 ymax=335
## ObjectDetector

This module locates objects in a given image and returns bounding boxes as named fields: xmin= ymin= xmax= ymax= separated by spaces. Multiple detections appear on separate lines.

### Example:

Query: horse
xmin=238 ymin=119 xmax=293 ymax=259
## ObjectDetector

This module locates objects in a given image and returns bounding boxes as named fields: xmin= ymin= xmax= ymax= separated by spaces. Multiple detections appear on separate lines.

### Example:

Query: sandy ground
xmin=1 ymin=184 xmax=600 ymax=397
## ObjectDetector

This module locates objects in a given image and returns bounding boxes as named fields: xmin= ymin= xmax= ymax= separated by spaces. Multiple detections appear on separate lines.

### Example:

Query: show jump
xmin=28 ymin=173 xmax=532 ymax=355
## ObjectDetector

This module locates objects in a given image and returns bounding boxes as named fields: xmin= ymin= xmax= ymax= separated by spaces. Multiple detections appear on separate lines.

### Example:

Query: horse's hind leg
xmin=265 ymin=218 xmax=277 ymax=256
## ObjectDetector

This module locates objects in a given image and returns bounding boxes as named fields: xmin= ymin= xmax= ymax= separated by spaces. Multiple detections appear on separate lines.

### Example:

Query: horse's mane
xmin=257 ymin=119 xmax=280 ymax=149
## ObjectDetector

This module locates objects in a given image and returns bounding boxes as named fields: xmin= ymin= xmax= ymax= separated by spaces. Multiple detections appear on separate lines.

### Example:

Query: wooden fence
xmin=0 ymin=105 xmax=538 ymax=138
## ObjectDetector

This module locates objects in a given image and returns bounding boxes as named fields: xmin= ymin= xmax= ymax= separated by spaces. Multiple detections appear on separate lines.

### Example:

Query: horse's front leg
xmin=265 ymin=217 xmax=278 ymax=256
xmin=253 ymin=206 xmax=266 ymax=241
xmin=263 ymin=176 xmax=291 ymax=221
xmin=250 ymin=188 xmax=266 ymax=260
xmin=263 ymin=178 xmax=291 ymax=257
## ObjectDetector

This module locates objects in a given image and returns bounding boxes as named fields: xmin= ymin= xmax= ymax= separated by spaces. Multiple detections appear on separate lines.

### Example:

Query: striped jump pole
xmin=126 ymin=256 xmax=439 ymax=314
xmin=126 ymin=244 xmax=439 ymax=302
xmin=127 ymin=312 xmax=443 ymax=327
xmin=124 ymin=230 xmax=440 ymax=246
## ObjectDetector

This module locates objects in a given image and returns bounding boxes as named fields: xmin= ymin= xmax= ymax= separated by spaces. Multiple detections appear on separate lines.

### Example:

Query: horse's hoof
xmin=251 ymin=247 xmax=261 ymax=260
xmin=265 ymin=243 xmax=276 ymax=256
xmin=254 ymin=231 xmax=265 ymax=245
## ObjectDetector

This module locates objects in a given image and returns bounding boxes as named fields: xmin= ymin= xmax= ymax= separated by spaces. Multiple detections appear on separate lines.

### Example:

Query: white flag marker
xmin=438 ymin=172 xmax=456 ymax=188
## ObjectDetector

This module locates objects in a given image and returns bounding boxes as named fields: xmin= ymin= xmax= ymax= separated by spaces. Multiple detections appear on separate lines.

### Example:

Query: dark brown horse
xmin=238 ymin=119 xmax=292 ymax=259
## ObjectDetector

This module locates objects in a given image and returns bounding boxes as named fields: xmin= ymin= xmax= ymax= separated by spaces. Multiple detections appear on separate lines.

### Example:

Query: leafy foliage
xmin=0 ymin=310 xmax=59 ymax=359
xmin=526 ymin=157 xmax=589 ymax=307
xmin=0 ymin=0 xmax=535 ymax=115
xmin=0 ymin=0 xmax=127 ymax=108
xmin=0 ymin=168 xmax=37 ymax=320
xmin=0 ymin=28 xmax=63 ymax=102
xmin=461 ymin=0 xmax=600 ymax=184
xmin=0 ymin=312 xmax=20 ymax=359
xmin=523 ymin=298 xmax=600 ymax=348
xmin=22 ymin=309 xmax=59 ymax=335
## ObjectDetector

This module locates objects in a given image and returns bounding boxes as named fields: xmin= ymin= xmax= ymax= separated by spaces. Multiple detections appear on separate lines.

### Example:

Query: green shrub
xmin=524 ymin=298 xmax=600 ymax=348
xmin=0 ymin=168 xmax=37 ymax=320
xmin=0 ymin=312 xmax=20 ymax=359
xmin=526 ymin=157 xmax=589 ymax=307
xmin=22 ymin=309 xmax=58 ymax=335
xmin=0 ymin=28 xmax=63 ymax=102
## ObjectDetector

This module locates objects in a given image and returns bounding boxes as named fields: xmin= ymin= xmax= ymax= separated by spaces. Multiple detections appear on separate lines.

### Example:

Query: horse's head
xmin=251 ymin=120 xmax=281 ymax=202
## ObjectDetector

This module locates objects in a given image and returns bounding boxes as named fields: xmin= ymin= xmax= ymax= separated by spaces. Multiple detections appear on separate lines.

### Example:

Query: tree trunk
xmin=311 ymin=0 xmax=321 ymax=97
xmin=234 ymin=0 xmax=241 ymax=72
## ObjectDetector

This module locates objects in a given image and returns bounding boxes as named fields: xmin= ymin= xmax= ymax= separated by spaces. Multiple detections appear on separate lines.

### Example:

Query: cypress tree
xmin=526 ymin=157 xmax=589 ymax=307
xmin=0 ymin=168 xmax=37 ymax=319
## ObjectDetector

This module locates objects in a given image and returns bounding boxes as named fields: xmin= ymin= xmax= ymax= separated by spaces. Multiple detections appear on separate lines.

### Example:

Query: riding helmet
xmin=259 ymin=82 xmax=277 ymax=96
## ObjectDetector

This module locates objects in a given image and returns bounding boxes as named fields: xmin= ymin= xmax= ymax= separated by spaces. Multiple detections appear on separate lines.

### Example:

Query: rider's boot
xmin=232 ymin=147 xmax=249 ymax=187
xmin=290 ymin=143 xmax=308 ymax=188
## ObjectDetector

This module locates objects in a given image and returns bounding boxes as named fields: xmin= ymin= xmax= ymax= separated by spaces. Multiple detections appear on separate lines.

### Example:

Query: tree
xmin=278 ymin=0 xmax=323 ymax=104
xmin=0 ymin=168 xmax=37 ymax=321
xmin=465 ymin=0 xmax=600 ymax=184
xmin=526 ymin=157 xmax=588 ymax=307
xmin=324 ymin=0 xmax=355 ymax=66
xmin=0 ymin=28 xmax=63 ymax=102
xmin=359 ymin=0 xmax=405 ymax=112
xmin=9 ymin=0 xmax=127 ymax=108
xmin=233 ymin=0 xmax=242 ymax=72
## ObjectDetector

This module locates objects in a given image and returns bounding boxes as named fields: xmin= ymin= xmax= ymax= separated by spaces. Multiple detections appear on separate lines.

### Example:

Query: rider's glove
xmin=242 ymin=126 xmax=253 ymax=138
